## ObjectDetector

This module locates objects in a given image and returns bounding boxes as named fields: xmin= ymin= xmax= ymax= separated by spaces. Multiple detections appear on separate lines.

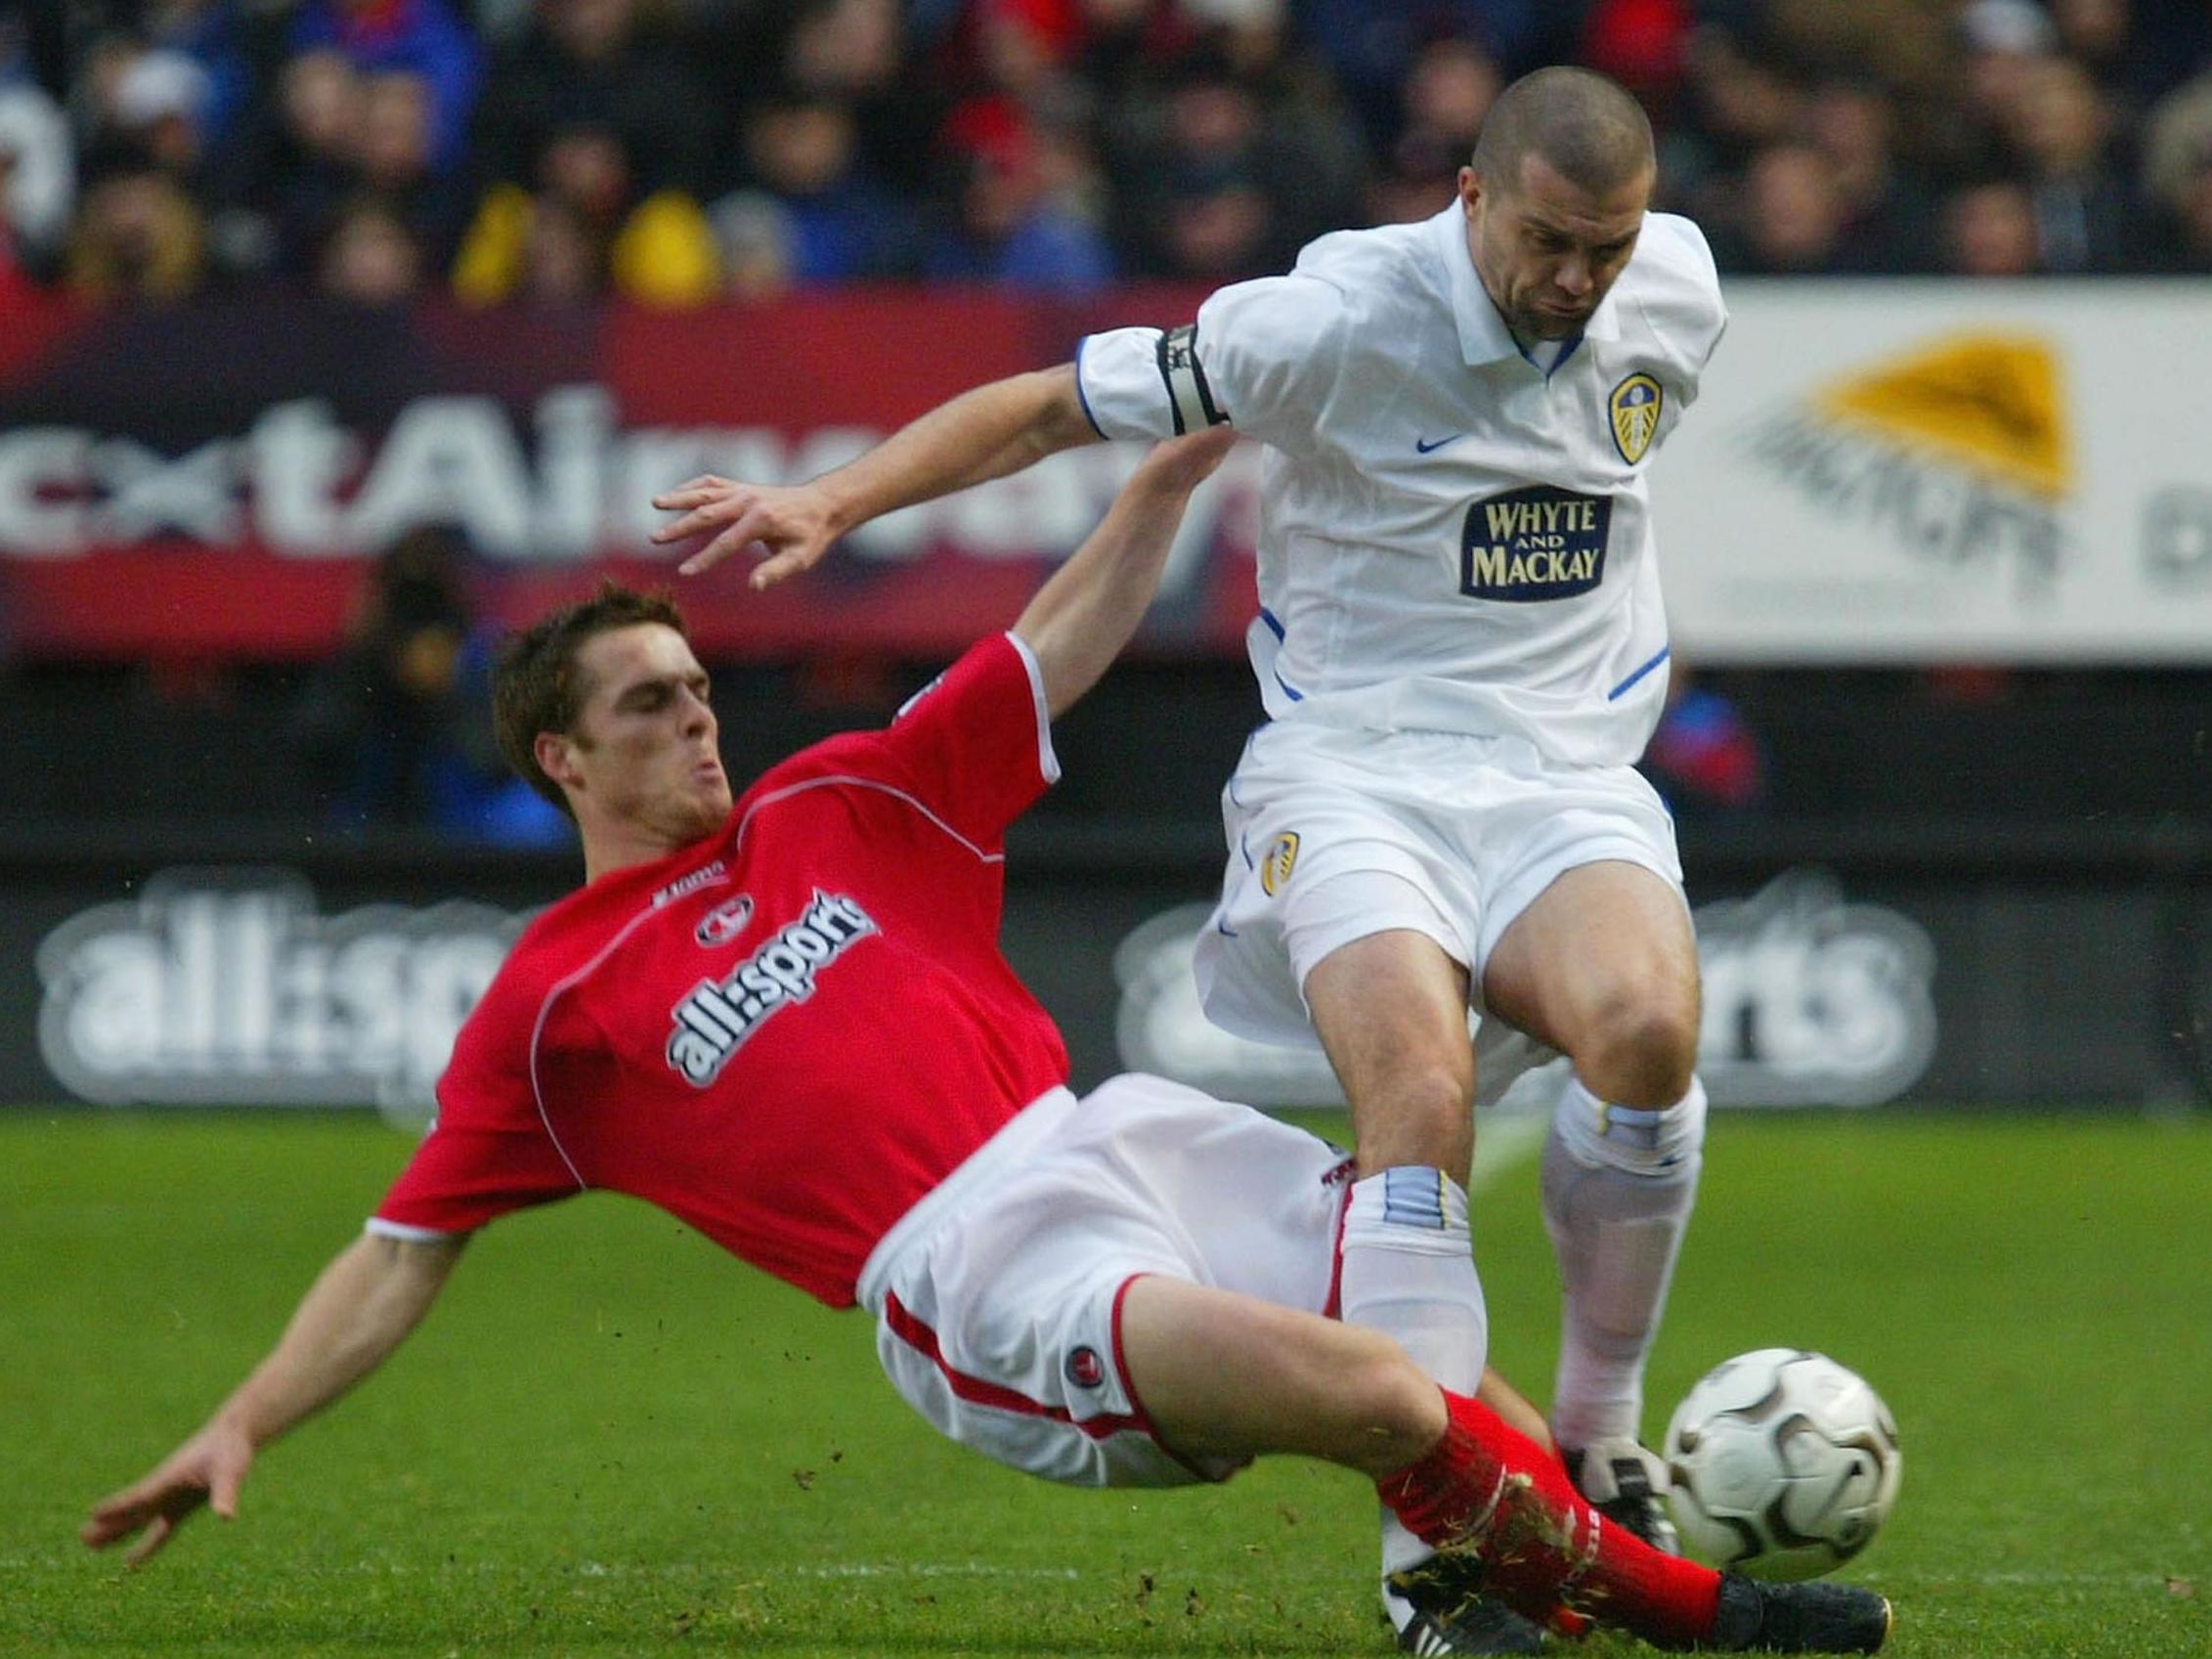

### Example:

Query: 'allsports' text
xmin=666 ymin=892 xmax=878 ymax=1085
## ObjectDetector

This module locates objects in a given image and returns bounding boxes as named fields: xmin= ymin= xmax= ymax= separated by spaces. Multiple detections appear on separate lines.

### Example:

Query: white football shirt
xmin=1077 ymin=202 xmax=1726 ymax=767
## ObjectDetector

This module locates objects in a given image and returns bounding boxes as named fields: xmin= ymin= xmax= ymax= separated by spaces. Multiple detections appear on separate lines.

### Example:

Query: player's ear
xmin=536 ymin=730 xmax=584 ymax=795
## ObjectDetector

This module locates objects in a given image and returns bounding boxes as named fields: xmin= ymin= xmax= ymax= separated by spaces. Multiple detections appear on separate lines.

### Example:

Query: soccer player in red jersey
xmin=82 ymin=431 xmax=1887 ymax=1652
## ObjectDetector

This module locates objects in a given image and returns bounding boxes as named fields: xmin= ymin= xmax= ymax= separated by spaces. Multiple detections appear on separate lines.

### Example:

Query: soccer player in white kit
xmin=654 ymin=68 xmax=1725 ymax=1655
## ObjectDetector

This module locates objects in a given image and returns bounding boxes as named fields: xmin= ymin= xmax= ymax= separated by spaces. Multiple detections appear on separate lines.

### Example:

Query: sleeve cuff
xmin=1072 ymin=334 xmax=1107 ymax=438
xmin=1001 ymin=631 xmax=1063 ymax=786
xmin=365 ymin=1216 xmax=459 ymax=1243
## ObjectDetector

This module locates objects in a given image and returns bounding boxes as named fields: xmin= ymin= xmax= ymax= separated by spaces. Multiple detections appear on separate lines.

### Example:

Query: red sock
xmin=1377 ymin=1389 xmax=1721 ymax=1649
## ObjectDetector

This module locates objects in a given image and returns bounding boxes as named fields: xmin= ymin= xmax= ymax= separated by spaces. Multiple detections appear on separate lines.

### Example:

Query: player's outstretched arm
xmin=82 ymin=1230 xmax=466 ymax=1566
xmin=1014 ymin=427 xmax=1236 ymax=720
xmin=652 ymin=364 xmax=1099 ymax=589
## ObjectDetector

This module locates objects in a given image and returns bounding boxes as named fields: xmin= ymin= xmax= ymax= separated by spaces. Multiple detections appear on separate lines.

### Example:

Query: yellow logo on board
xmin=1259 ymin=832 xmax=1300 ymax=897
xmin=1609 ymin=372 xmax=1663 ymax=464
xmin=1814 ymin=333 xmax=2069 ymax=499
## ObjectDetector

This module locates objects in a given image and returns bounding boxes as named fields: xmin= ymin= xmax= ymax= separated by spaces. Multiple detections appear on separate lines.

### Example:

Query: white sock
xmin=1542 ymin=1074 xmax=1706 ymax=1453
xmin=1337 ymin=1167 xmax=1484 ymax=1590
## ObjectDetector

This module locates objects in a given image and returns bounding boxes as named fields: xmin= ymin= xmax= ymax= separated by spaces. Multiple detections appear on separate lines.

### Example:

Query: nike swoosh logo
xmin=1414 ymin=433 xmax=1463 ymax=454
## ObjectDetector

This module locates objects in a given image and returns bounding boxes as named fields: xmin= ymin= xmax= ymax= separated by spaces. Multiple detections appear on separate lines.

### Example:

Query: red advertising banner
xmin=0 ymin=286 xmax=1263 ymax=662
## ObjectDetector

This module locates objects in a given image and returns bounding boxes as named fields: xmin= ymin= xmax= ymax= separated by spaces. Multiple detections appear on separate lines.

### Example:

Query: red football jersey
xmin=373 ymin=633 xmax=1071 ymax=1306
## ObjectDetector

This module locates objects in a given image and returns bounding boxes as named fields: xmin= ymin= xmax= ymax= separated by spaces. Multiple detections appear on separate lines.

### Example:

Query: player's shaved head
xmin=1470 ymin=66 xmax=1653 ymax=197
xmin=496 ymin=582 xmax=689 ymax=812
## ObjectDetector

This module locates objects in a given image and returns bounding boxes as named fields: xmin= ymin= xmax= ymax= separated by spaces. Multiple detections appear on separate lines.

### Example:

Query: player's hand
xmin=650 ymin=476 xmax=840 ymax=589
xmin=1133 ymin=426 xmax=1237 ymax=495
xmin=82 ymin=1419 xmax=255 ymax=1567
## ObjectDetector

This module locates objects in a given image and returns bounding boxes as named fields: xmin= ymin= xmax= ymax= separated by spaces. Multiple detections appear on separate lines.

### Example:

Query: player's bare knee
xmin=1575 ymin=994 xmax=1698 ymax=1107
xmin=1336 ymin=1330 xmax=1449 ymax=1476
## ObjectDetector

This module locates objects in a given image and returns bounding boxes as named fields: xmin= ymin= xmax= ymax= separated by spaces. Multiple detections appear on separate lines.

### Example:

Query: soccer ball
xmin=1662 ymin=1348 xmax=1901 ymax=1582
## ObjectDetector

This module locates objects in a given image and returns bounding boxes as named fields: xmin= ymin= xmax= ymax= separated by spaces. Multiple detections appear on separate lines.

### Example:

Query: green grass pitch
xmin=5 ymin=1108 xmax=2209 ymax=1657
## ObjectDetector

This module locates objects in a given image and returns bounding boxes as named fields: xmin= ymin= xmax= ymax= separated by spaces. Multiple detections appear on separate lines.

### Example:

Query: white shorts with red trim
xmin=1194 ymin=720 xmax=1684 ymax=1049
xmin=855 ymin=1074 xmax=1352 ymax=1489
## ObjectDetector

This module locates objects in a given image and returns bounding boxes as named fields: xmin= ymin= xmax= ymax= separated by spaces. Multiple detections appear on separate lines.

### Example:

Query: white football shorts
xmin=856 ymin=1074 xmax=1351 ymax=1489
xmin=1193 ymin=720 xmax=1685 ymax=1050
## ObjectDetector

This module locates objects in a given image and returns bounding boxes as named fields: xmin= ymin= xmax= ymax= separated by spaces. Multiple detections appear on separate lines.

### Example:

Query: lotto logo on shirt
xmin=1459 ymin=486 xmax=1613 ymax=602
xmin=665 ymin=891 xmax=878 ymax=1086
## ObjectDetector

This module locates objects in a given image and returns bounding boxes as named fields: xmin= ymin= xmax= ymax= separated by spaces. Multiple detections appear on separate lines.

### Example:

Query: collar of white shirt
xmin=1427 ymin=202 xmax=1623 ymax=368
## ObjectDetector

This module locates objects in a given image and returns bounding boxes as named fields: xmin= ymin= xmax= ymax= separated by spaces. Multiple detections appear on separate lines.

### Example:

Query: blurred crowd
xmin=7 ymin=0 xmax=2212 ymax=313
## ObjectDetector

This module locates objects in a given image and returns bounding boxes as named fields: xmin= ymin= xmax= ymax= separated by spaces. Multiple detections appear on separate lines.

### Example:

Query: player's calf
xmin=1542 ymin=1075 xmax=1706 ymax=1460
